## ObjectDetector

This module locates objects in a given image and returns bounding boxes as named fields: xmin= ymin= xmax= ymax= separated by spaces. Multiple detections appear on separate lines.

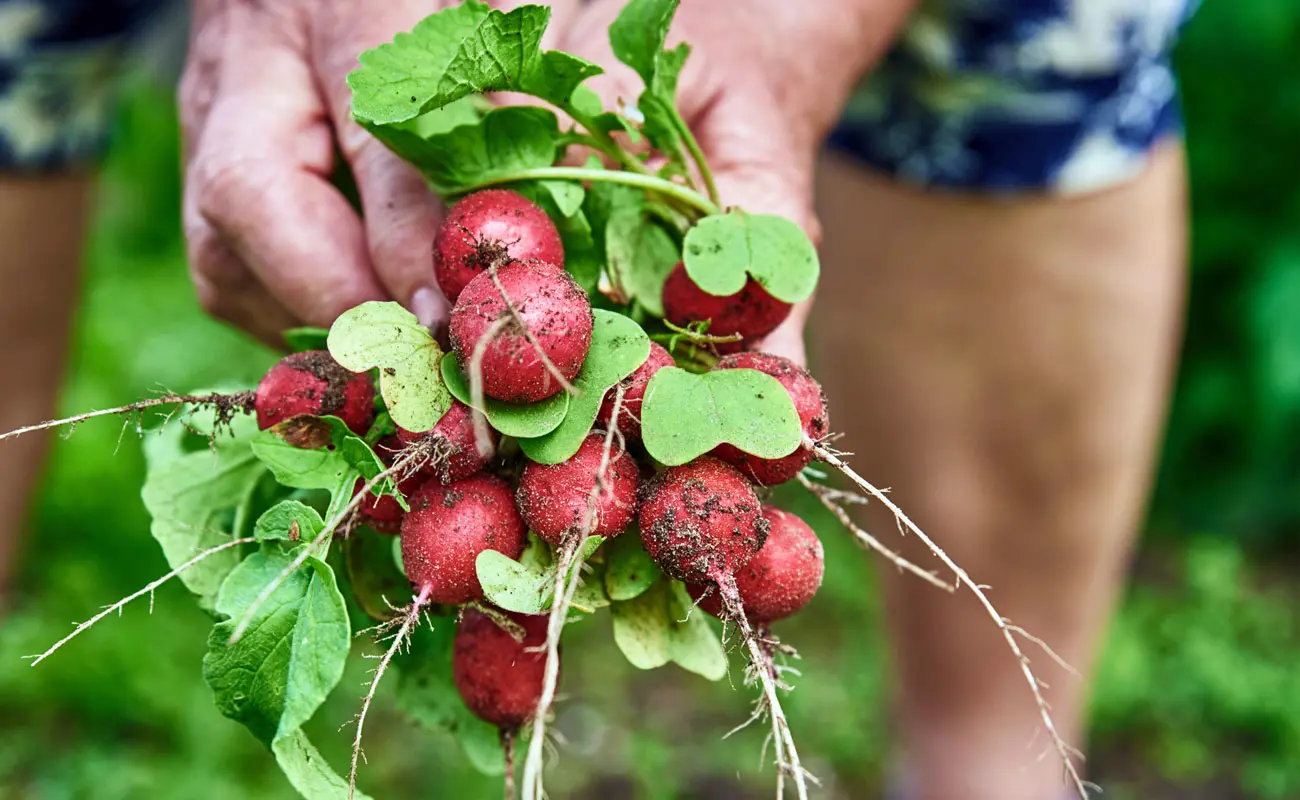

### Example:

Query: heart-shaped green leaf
xmin=604 ymin=528 xmax=662 ymax=602
xmin=327 ymin=300 xmax=451 ymax=434
xmin=609 ymin=577 xmax=726 ymax=680
xmin=640 ymin=367 xmax=801 ymax=466
xmin=476 ymin=534 xmax=606 ymax=614
xmin=682 ymin=210 xmax=819 ymax=303
xmin=440 ymin=356 xmax=569 ymax=438
xmin=517 ymin=310 xmax=650 ymax=463
xmin=254 ymin=501 xmax=325 ymax=543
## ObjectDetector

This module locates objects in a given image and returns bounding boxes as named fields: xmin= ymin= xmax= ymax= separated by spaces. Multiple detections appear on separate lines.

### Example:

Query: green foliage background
xmin=2 ymin=3 xmax=1299 ymax=798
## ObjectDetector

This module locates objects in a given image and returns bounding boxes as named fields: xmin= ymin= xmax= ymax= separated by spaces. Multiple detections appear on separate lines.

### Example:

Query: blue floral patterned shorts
xmin=3 ymin=0 xmax=1198 ymax=193
xmin=829 ymin=0 xmax=1200 ymax=194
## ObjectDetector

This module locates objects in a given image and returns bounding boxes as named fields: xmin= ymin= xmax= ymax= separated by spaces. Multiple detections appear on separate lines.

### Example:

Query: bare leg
xmin=810 ymin=144 xmax=1187 ymax=799
xmin=0 ymin=175 xmax=93 ymax=596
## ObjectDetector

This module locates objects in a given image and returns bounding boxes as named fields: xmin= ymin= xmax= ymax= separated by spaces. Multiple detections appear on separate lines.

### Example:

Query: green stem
xmin=565 ymin=107 xmax=656 ymax=177
xmin=672 ymin=109 xmax=719 ymax=207
xmin=463 ymin=167 xmax=721 ymax=217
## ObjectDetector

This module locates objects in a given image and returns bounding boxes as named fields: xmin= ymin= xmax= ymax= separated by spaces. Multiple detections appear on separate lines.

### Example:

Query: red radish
xmin=453 ymin=608 xmax=551 ymax=728
xmin=399 ymin=473 xmax=526 ymax=604
xmin=433 ymin=189 xmax=565 ymax=303
xmin=516 ymin=433 xmax=639 ymax=547
xmin=396 ymin=400 xmax=496 ymax=483
xmin=688 ymin=506 xmax=824 ymax=623
xmin=637 ymin=457 xmax=768 ymax=583
xmin=711 ymin=352 xmax=829 ymax=485
xmin=595 ymin=341 xmax=675 ymax=441
xmin=449 ymin=260 xmax=593 ymax=404
xmin=661 ymin=263 xmax=792 ymax=353
xmin=254 ymin=350 xmax=374 ymax=434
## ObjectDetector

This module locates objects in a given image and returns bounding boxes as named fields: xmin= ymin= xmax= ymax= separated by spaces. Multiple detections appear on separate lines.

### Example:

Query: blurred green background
xmin=2 ymin=2 xmax=1299 ymax=798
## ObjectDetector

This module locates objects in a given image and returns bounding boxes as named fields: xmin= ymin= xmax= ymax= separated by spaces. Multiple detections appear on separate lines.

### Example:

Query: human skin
xmin=180 ymin=0 xmax=1188 ymax=797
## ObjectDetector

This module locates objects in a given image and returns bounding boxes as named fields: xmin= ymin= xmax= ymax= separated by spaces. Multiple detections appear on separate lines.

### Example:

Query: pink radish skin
xmin=453 ymin=609 xmax=551 ymax=728
xmin=688 ymin=506 xmax=824 ymax=623
xmin=637 ymin=457 xmax=769 ymax=583
xmin=449 ymin=260 xmax=593 ymax=404
xmin=595 ymin=342 xmax=675 ymax=441
xmin=711 ymin=352 xmax=830 ymax=485
xmin=396 ymin=400 xmax=496 ymax=484
xmin=516 ymin=433 xmax=639 ymax=547
xmin=661 ymin=263 xmax=792 ymax=353
xmin=254 ymin=350 xmax=374 ymax=435
xmin=399 ymin=473 xmax=526 ymax=604
xmin=433 ymin=189 xmax=565 ymax=303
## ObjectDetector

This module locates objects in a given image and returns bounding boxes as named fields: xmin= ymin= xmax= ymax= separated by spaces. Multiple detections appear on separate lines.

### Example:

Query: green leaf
xmin=272 ymin=729 xmax=375 ymax=800
xmin=283 ymin=327 xmax=329 ymax=353
xmin=665 ymin=580 xmax=727 ymax=680
xmin=475 ymin=536 xmax=552 ymax=615
xmin=349 ymin=4 xmax=600 ymax=126
xmin=348 ymin=2 xmax=493 ymax=126
xmin=604 ymin=207 xmax=679 ymax=316
xmin=395 ymin=623 xmax=504 ymax=776
xmin=345 ymin=527 xmax=413 ymax=622
xmin=610 ymin=578 xmax=671 ymax=669
xmin=517 ymin=310 xmax=650 ymax=463
xmin=609 ymin=0 xmax=681 ymax=87
xmin=609 ymin=577 xmax=726 ymax=679
xmin=682 ymin=211 xmax=820 ymax=303
xmin=422 ymin=106 xmax=559 ymax=192
xmin=605 ymin=530 xmax=662 ymax=601
xmin=250 ymin=415 xmax=388 ymax=497
xmin=641 ymin=367 xmax=802 ymax=466
xmin=203 ymin=546 xmax=351 ymax=745
xmin=540 ymin=179 xmax=585 ymax=217
xmin=142 ymin=410 xmax=267 ymax=610
xmin=440 ymin=357 xmax=569 ymax=438
xmin=254 ymin=501 xmax=324 ymax=543
xmin=571 ymin=556 xmax=611 ymax=614
xmin=327 ymin=301 xmax=451 ymax=433
xmin=513 ymin=182 xmax=601 ymax=293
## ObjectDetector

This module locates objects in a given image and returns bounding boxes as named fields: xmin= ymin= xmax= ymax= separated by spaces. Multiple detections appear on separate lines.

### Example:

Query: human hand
xmin=557 ymin=0 xmax=909 ymax=365
xmin=180 ymin=0 xmax=577 ymax=346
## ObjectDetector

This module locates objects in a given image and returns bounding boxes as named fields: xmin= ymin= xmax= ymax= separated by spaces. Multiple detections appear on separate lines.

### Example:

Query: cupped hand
xmin=180 ymin=0 xmax=577 ymax=346
xmin=557 ymin=0 xmax=897 ymax=365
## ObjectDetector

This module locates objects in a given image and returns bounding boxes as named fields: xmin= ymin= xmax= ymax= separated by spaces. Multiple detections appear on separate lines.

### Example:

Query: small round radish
xmin=516 ymin=433 xmax=639 ymax=547
xmin=711 ymin=352 xmax=829 ymax=485
xmin=396 ymin=400 xmax=496 ymax=484
xmin=433 ymin=189 xmax=565 ymax=303
xmin=688 ymin=506 xmax=824 ymax=623
xmin=638 ymin=457 xmax=769 ymax=583
xmin=400 ymin=473 xmax=526 ymax=604
xmin=449 ymin=260 xmax=593 ymax=404
xmin=595 ymin=341 xmax=675 ymax=441
xmin=661 ymin=263 xmax=791 ymax=353
xmin=254 ymin=350 xmax=374 ymax=434
xmin=453 ymin=608 xmax=551 ymax=728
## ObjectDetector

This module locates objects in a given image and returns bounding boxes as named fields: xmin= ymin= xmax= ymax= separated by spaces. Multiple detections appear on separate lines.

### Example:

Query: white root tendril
xmin=520 ymin=385 xmax=626 ymax=800
xmin=227 ymin=447 xmax=426 ymax=644
xmin=796 ymin=472 xmax=954 ymax=592
xmin=25 ymin=535 xmax=256 ymax=666
xmin=810 ymin=440 xmax=1096 ymax=800
xmin=467 ymin=315 xmax=511 ymax=458
xmin=347 ymin=584 xmax=433 ymax=800
xmin=0 ymin=391 xmax=255 ymax=444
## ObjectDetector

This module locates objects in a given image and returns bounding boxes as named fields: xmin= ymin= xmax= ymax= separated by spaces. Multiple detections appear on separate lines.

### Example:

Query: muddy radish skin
xmin=453 ymin=609 xmax=551 ymax=728
xmin=711 ymin=352 xmax=829 ymax=486
xmin=638 ymin=457 xmax=769 ymax=583
xmin=594 ymin=341 xmax=675 ymax=441
xmin=688 ymin=506 xmax=824 ymax=624
xmin=449 ymin=260 xmax=594 ymax=404
xmin=516 ymin=433 xmax=639 ymax=547
xmin=660 ymin=263 xmax=792 ymax=353
xmin=254 ymin=350 xmax=374 ymax=435
xmin=396 ymin=400 xmax=497 ymax=484
xmin=433 ymin=189 xmax=565 ymax=303
xmin=400 ymin=473 xmax=526 ymax=604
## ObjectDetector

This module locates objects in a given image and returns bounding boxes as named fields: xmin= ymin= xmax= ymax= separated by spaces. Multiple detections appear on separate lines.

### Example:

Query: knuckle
xmin=191 ymin=152 xmax=271 ymax=226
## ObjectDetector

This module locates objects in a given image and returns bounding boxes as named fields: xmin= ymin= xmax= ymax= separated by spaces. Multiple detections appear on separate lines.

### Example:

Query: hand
xmin=558 ymin=0 xmax=907 ymax=365
xmin=180 ymin=0 xmax=577 ymax=346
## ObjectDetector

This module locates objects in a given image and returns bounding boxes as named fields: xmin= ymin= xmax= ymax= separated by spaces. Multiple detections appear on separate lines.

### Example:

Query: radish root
xmin=0 ymin=391 xmax=255 ymax=444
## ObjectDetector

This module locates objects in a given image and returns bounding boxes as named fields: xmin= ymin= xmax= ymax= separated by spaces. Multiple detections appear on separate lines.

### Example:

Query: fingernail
xmin=411 ymin=287 xmax=447 ymax=330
